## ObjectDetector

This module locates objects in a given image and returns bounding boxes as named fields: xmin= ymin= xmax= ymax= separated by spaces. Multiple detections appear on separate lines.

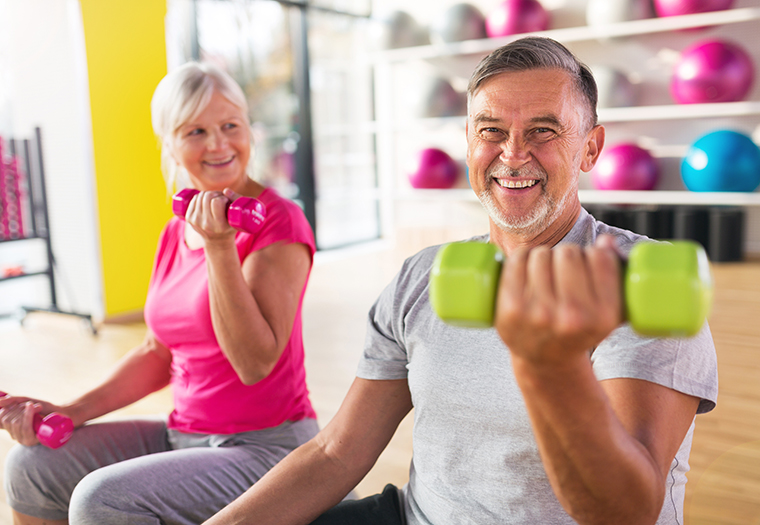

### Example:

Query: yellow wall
xmin=79 ymin=0 xmax=170 ymax=317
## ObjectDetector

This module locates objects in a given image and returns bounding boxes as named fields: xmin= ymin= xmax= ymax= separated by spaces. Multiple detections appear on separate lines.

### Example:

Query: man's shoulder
xmin=402 ymin=233 xmax=491 ymax=272
xmin=570 ymin=208 xmax=650 ymax=256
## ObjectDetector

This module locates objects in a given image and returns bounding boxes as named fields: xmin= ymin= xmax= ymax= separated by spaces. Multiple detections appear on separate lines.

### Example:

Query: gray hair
xmin=150 ymin=61 xmax=252 ymax=193
xmin=467 ymin=37 xmax=598 ymax=130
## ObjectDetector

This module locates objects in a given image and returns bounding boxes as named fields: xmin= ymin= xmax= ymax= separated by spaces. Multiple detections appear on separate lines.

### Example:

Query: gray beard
xmin=476 ymin=164 xmax=569 ymax=237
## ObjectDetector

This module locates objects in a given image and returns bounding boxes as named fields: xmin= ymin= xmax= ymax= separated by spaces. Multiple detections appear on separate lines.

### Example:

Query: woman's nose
xmin=206 ymin=129 xmax=227 ymax=150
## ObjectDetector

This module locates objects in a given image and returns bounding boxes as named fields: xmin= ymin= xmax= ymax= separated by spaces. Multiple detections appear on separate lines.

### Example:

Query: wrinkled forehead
xmin=469 ymin=69 xmax=593 ymax=131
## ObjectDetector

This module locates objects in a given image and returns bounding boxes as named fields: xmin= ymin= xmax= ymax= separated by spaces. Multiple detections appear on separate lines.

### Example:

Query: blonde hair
xmin=150 ymin=61 xmax=253 ymax=193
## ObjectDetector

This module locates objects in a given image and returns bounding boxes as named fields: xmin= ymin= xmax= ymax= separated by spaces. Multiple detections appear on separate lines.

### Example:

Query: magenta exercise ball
xmin=670 ymin=39 xmax=754 ymax=104
xmin=653 ymin=0 xmax=733 ymax=17
xmin=591 ymin=143 xmax=660 ymax=191
xmin=486 ymin=0 xmax=549 ymax=38
xmin=407 ymin=148 xmax=459 ymax=189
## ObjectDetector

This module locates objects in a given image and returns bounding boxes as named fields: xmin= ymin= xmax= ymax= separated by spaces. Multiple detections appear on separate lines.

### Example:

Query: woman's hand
xmin=0 ymin=394 xmax=65 ymax=446
xmin=183 ymin=189 xmax=237 ymax=243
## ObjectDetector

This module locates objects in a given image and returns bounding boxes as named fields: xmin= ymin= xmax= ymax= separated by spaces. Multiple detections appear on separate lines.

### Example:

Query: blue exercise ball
xmin=681 ymin=130 xmax=760 ymax=192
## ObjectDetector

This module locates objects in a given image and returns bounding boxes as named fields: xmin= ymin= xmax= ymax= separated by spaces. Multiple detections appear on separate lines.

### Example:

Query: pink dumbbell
xmin=0 ymin=391 xmax=74 ymax=449
xmin=172 ymin=188 xmax=266 ymax=234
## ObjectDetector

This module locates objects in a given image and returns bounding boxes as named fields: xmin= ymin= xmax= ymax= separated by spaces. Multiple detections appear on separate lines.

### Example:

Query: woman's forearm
xmin=204 ymin=242 xmax=281 ymax=384
xmin=204 ymin=241 xmax=310 ymax=385
xmin=61 ymin=335 xmax=172 ymax=426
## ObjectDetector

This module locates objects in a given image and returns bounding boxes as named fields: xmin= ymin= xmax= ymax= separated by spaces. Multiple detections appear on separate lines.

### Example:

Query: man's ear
xmin=580 ymin=125 xmax=605 ymax=173
xmin=465 ymin=120 xmax=471 ymax=165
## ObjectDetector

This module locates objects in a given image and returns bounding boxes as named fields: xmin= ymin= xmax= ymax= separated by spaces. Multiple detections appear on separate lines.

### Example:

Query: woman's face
xmin=172 ymin=90 xmax=251 ymax=192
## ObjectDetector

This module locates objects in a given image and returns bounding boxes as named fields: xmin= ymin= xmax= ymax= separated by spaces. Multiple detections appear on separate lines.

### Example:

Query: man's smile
xmin=494 ymin=178 xmax=540 ymax=189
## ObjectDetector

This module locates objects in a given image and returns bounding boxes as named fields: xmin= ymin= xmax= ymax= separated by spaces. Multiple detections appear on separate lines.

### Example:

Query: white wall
xmin=0 ymin=0 xmax=102 ymax=320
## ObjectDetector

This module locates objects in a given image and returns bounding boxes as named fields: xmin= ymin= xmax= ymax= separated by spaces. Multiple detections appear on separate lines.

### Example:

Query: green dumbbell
xmin=429 ymin=240 xmax=713 ymax=338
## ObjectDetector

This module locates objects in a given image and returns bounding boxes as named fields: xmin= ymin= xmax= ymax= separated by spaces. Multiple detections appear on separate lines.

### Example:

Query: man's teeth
xmin=495 ymin=178 xmax=538 ymax=189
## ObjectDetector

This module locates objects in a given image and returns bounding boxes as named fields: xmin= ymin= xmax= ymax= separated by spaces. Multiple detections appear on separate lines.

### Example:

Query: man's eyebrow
xmin=471 ymin=114 xmax=500 ymax=125
xmin=470 ymin=114 xmax=564 ymax=127
xmin=529 ymin=115 xmax=563 ymax=127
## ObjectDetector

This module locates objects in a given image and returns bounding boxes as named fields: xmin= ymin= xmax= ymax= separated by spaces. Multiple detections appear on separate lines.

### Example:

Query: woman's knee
xmin=69 ymin=467 xmax=143 ymax=525
xmin=4 ymin=444 xmax=71 ymax=520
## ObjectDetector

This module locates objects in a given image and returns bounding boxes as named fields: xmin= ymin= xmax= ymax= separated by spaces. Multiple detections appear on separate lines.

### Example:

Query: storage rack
xmin=0 ymin=127 xmax=96 ymax=334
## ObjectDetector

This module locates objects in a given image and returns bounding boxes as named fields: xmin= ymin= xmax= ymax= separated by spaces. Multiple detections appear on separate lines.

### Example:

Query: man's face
xmin=466 ymin=68 xmax=602 ymax=241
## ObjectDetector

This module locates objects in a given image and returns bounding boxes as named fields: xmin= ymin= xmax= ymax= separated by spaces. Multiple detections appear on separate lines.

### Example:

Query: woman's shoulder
xmin=158 ymin=216 xmax=184 ymax=245
xmin=241 ymin=187 xmax=315 ymax=253
xmin=257 ymin=187 xmax=302 ymax=215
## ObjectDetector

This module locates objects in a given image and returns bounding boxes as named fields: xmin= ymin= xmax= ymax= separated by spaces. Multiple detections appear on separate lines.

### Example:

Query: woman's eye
xmin=187 ymin=128 xmax=204 ymax=137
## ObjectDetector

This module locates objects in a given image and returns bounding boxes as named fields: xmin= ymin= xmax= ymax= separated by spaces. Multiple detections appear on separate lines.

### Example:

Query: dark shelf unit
xmin=0 ymin=127 xmax=96 ymax=334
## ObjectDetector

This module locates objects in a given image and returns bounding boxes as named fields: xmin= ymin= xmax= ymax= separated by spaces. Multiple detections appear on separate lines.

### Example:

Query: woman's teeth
xmin=495 ymin=178 xmax=538 ymax=189
xmin=206 ymin=157 xmax=233 ymax=166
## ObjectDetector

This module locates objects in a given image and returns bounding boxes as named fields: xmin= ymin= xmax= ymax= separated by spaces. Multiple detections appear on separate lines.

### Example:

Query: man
xmin=204 ymin=37 xmax=718 ymax=525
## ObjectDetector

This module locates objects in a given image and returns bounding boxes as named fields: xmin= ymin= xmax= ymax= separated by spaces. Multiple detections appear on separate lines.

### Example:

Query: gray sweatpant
xmin=4 ymin=416 xmax=319 ymax=524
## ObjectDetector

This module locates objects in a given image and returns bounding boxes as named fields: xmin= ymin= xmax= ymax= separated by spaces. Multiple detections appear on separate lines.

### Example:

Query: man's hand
xmin=495 ymin=235 xmax=623 ymax=365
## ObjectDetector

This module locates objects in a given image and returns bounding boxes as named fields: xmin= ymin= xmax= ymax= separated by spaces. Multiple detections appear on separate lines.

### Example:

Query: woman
xmin=0 ymin=61 xmax=318 ymax=524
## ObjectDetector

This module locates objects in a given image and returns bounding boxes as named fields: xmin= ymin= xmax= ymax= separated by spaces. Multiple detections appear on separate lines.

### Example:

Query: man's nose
xmin=499 ymin=134 xmax=531 ymax=169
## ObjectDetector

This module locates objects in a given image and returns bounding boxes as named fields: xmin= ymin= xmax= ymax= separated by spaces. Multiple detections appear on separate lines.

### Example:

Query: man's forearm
xmin=204 ymin=434 xmax=368 ymax=525
xmin=512 ymin=355 xmax=664 ymax=525
xmin=206 ymin=378 xmax=413 ymax=525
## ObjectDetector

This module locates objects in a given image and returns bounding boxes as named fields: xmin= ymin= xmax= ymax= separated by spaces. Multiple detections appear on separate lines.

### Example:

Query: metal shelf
xmin=371 ymin=8 xmax=760 ymax=63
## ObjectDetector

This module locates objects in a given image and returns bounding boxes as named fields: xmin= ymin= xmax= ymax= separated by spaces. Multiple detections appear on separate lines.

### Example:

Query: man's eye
xmin=531 ymin=128 xmax=557 ymax=141
xmin=479 ymin=128 xmax=503 ymax=140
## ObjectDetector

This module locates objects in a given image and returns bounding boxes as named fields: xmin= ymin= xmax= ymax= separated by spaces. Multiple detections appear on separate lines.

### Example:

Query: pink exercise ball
xmin=670 ymin=39 xmax=754 ymax=104
xmin=486 ymin=0 xmax=550 ymax=38
xmin=407 ymin=148 xmax=459 ymax=189
xmin=653 ymin=0 xmax=733 ymax=17
xmin=591 ymin=143 xmax=660 ymax=191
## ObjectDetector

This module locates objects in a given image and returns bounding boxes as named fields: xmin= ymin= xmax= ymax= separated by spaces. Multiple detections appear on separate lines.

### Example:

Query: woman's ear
xmin=165 ymin=139 xmax=180 ymax=166
xmin=580 ymin=125 xmax=605 ymax=173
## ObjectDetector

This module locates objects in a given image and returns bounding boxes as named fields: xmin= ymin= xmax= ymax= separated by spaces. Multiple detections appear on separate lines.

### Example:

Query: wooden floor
xmin=2 ymin=233 xmax=760 ymax=524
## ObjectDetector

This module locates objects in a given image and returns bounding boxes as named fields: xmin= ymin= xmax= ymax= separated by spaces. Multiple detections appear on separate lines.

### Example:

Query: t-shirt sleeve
xmin=250 ymin=194 xmax=316 ymax=256
xmin=591 ymin=323 xmax=719 ymax=414
xmin=357 ymin=273 xmax=411 ymax=380
xmin=355 ymin=247 xmax=443 ymax=381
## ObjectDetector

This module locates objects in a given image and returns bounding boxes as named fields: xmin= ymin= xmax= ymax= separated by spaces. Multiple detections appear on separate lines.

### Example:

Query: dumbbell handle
xmin=0 ymin=392 xmax=74 ymax=449
xmin=172 ymin=188 xmax=266 ymax=234
xmin=429 ymin=240 xmax=713 ymax=338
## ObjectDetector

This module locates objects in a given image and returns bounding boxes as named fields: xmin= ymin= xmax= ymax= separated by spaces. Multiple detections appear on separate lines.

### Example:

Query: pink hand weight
xmin=32 ymin=413 xmax=74 ymax=449
xmin=0 ymin=391 xmax=74 ymax=449
xmin=172 ymin=188 xmax=266 ymax=234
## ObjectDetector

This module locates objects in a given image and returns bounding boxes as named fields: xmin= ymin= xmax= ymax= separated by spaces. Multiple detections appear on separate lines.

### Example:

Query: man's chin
xmin=478 ymin=192 xmax=551 ymax=235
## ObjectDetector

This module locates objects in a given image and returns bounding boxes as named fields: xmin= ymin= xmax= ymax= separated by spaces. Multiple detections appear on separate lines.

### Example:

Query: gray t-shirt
xmin=357 ymin=208 xmax=718 ymax=525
